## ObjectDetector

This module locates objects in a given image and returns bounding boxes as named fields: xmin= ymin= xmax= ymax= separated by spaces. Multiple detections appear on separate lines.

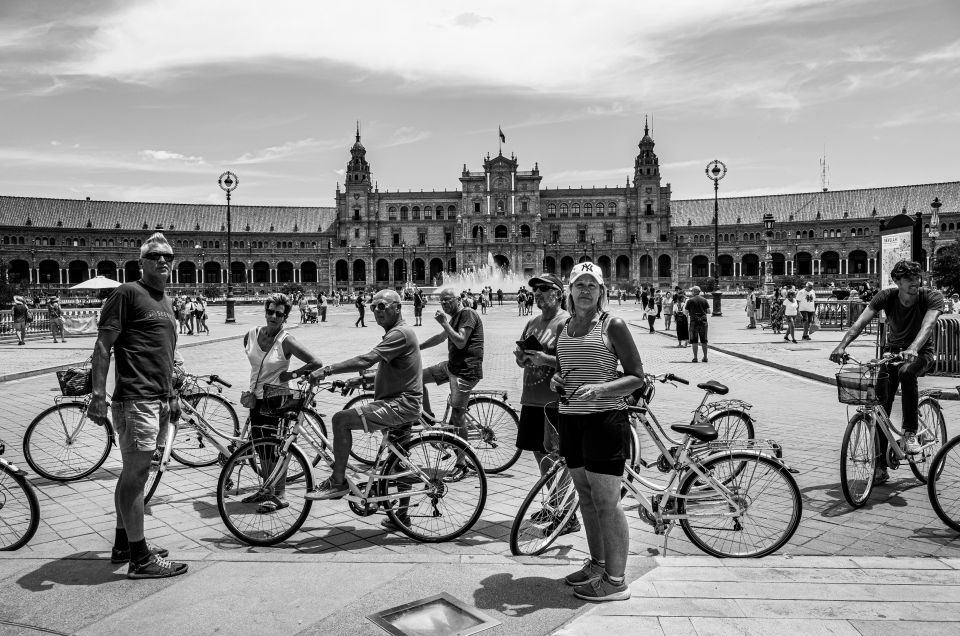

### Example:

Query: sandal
xmin=256 ymin=497 xmax=290 ymax=514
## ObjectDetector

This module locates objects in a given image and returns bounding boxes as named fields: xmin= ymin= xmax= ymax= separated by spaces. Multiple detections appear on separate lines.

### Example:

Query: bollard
xmin=711 ymin=291 xmax=722 ymax=317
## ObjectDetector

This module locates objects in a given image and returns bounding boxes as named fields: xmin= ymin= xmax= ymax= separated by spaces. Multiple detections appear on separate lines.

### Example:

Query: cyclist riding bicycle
xmin=298 ymin=289 xmax=423 ymax=515
xmin=829 ymin=260 xmax=944 ymax=483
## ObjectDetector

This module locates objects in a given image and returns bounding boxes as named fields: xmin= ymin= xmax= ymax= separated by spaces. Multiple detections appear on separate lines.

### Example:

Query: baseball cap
xmin=528 ymin=272 xmax=564 ymax=292
xmin=568 ymin=262 xmax=604 ymax=286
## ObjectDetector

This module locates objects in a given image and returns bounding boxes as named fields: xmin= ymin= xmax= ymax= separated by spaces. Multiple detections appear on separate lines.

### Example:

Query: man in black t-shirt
xmin=413 ymin=287 xmax=425 ymax=326
xmin=88 ymin=232 xmax=187 ymax=579
xmin=831 ymin=261 xmax=943 ymax=476
xmin=684 ymin=286 xmax=711 ymax=363
xmin=420 ymin=288 xmax=484 ymax=476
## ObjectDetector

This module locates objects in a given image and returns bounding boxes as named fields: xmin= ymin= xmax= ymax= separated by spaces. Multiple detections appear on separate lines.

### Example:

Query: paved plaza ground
xmin=1 ymin=300 xmax=958 ymax=634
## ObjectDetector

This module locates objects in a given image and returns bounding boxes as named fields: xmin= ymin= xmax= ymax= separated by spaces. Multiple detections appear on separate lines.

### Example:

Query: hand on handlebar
xmin=829 ymin=348 xmax=849 ymax=365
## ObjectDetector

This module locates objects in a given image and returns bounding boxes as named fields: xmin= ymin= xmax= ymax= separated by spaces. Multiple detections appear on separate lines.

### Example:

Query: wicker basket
xmin=836 ymin=367 xmax=888 ymax=405
xmin=57 ymin=368 xmax=92 ymax=397
xmin=260 ymin=383 xmax=307 ymax=418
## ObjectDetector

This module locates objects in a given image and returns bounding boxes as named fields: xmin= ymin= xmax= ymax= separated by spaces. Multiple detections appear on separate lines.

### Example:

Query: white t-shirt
xmin=797 ymin=289 xmax=816 ymax=312
xmin=783 ymin=298 xmax=799 ymax=316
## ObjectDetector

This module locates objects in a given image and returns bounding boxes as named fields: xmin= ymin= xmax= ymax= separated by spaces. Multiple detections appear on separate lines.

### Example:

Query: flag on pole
xmin=499 ymin=126 xmax=506 ymax=143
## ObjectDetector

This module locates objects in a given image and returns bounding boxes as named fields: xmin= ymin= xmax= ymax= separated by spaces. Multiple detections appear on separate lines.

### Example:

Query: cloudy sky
xmin=1 ymin=0 xmax=957 ymax=207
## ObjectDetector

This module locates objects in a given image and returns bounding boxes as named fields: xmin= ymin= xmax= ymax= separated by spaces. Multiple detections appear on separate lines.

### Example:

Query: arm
xmin=419 ymin=331 xmax=448 ymax=350
xmin=829 ymin=305 xmax=878 ymax=362
xmin=904 ymin=309 xmax=942 ymax=362
xmin=444 ymin=319 xmax=473 ymax=349
xmin=283 ymin=336 xmax=323 ymax=372
xmin=89 ymin=330 xmax=120 ymax=426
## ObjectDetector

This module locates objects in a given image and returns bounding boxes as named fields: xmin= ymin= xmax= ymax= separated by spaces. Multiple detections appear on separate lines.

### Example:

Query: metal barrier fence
xmin=933 ymin=315 xmax=960 ymax=376
xmin=760 ymin=298 xmax=878 ymax=334
xmin=0 ymin=309 xmax=101 ymax=341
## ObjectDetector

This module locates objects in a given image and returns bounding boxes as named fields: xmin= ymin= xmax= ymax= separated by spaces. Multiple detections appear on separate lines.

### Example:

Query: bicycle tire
xmin=144 ymin=423 xmax=176 ymax=506
xmin=509 ymin=457 xmax=579 ymax=556
xmin=217 ymin=439 xmax=314 ymax=546
xmin=290 ymin=409 xmax=330 ymax=483
xmin=678 ymin=452 xmax=802 ymax=558
xmin=0 ymin=463 xmax=41 ymax=551
xmin=909 ymin=398 xmax=947 ymax=483
xmin=23 ymin=402 xmax=112 ymax=481
xmin=342 ymin=393 xmax=380 ymax=465
xmin=840 ymin=411 xmax=876 ymax=507
xmin=464 ymin=396 xmax=521 ymax=474
xmin=928 ymin=434 xmax=960 ymax=533
xmin=382 ymin=432 xmax=487 ymax=543
xmin=705 ymin=409 xmax=755 ymax=444
xmin=171 ymin=393 xmax=239 ymax=468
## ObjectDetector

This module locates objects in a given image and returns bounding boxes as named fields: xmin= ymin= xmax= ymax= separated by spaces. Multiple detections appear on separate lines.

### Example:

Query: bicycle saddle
xmin=697 ymin=380 xmax=729 ymax=395
xmin=671 ymin=423 xmax=719 ymax=442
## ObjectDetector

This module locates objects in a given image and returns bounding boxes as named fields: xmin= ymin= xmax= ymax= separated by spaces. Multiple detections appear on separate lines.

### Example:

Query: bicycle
xmin=342 ymin=381 xmax=521 ymax=474
xmin=926 ymin=385 xmax=960 ymax=532
xmin=510 ymin=373 xmax=799 ymax=558
xmin=23 ymin=367 xmax=238 ymax=482
xmin=0 ymin=438 xmax=40 ymax=551
xmin=836 ymin=354 xmax=947 ymax=508
xmin=216 ymin=379 xmax=487 ymax=547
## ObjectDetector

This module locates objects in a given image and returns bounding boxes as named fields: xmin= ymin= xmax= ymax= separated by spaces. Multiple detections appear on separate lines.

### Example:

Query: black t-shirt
xmin=413 ymin=292 xmax=424 ymax=308
xmin=869 ymin=288 xmax=944 ymax=354
xmin=447 ymin=307 xmax=484 ymax=381
xmin=98 ymin=281 xmax=177 ymax=400
xmin=686 ymin=295 xmax=711 ymax=319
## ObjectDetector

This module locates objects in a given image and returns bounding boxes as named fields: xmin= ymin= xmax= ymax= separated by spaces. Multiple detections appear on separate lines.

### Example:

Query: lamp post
xmin=929 ymin=197 xmax=941 ymax=285
xmin=218 ymin=171 xmax=238 ymax=323
xmin=401 ymin=241 xmax=407 ymax=288
xmin=591 ymin=237 xmax=596 ymax=262
xmin=194 ymin=243 xmax=205 ymax=296
xmin=705 ymin=160 xmax=727 ymax=316
xmin=762 ymin=214 xmax=775 ymax=294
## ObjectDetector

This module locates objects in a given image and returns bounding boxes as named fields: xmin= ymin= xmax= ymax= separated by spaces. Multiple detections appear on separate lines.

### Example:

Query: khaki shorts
xmin=111 ymin=399 xmax=170 ymax=453
xmin=355 ymin=395 xmax=422 ymax=433
xmin=423 ymin=361 xmax=479 ymax=409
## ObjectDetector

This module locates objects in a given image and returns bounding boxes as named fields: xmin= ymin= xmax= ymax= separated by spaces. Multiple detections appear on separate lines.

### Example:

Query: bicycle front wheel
xmin=928 ymin=434 xmax=960 ymax=533
xmin=678 ymin=452 xmax=802 ymax=558
xmin=382 ymin=433 xmax=487 ymax=543
xmin=172 ymin=393 xmax=239 ymax=467
xmin=840 ymin=412 xmax=876 ymax=507
xmin=144 ymin=423 xmax=176 ymax=506
xmin=23 ymin=402 xmax=112 ymax=481
xmin=464 ymin=397 xmax=521 ymax=474
xmin=217 ymin=439 xmax=314 ymax=546
xmin=342 ymin=393 xmax=380 ymax=465
xmin=910 ymin=398 xmax=947 ymax=482
xmin=0 ymin=463 xmax=40 ymax=551
xmin=706 ymin=409 xmax=755 ymax=443
xmin=509 ymin=457 xmax=579 ymax=556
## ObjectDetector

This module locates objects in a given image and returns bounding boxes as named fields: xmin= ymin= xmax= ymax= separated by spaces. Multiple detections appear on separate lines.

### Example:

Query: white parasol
xmin=69 ymin=276 xmax=122 ymax=290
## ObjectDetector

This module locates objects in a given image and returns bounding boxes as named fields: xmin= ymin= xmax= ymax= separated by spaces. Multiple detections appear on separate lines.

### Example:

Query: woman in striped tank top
xmin=550 ymin=262 xmax=646 ymax=603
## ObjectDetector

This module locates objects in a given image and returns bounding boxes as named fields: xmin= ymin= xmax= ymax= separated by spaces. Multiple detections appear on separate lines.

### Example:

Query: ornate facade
xmin=1 ymin=124 xmax=958 ymax=295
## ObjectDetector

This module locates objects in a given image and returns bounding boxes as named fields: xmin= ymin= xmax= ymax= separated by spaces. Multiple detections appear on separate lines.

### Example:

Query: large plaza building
xmin=1 ymin=124 xmax=957 ymax=295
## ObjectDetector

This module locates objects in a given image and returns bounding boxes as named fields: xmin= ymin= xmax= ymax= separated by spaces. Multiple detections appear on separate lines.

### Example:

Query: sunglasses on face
xmin=371 ymin=302 xmax=397 ymax=312
xmin=534 ymin=285 xmax=557 ymax=293
xmin=143 ymin=252 xmax=175 ymax=263
xmin=264 ymin=309 xmax=285 ymax=317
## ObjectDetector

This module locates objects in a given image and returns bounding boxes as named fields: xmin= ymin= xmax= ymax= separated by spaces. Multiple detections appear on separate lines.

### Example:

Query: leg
xmin=328 ymin=410 xmax=358 ymax=483
xmin=584 ymin=471 xmax=629 ymax=578
xmin=115 ymin=450 xmax=152 ymax=541
xmin=569 ymin=467 xmax=606 ymax=562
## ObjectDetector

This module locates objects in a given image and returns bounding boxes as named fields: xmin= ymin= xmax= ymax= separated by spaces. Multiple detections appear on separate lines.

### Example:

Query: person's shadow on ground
xmin=16 ymin=554 xmax=125 ymax=591
xmin=473 ymin=572 xmax=583 ymax=618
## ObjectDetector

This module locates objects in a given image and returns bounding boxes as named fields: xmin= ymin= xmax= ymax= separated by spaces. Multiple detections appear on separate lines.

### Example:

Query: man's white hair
xmin=140 ymin=232 xmax=172 ymax=258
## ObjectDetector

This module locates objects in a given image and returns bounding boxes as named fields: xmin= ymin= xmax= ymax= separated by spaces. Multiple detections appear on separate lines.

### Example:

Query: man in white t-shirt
xmin=796 ymin=281 xmax=816 ymax=340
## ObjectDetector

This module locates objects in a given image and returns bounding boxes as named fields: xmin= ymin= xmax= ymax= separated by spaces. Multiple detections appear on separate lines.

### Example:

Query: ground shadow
xmin=800 ymin=477 xmax=918 ymax=518
xmin=16 ymin=553 xmax=125 ymax=592
xmin=473 ymin=573 xmax=583 ymax=618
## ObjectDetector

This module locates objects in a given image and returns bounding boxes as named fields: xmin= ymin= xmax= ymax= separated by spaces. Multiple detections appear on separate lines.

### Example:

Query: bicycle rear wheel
xmin=342 ymin=393 xmax=380 ymax=465
xmin=464 ymin=397 xmax=521 ymax=474
xmin=928 ymin=434 xmax=960 ymax=532
xmin=0 ymin=463 xmax=40 ymax=551
xmin=217 ymin=439 xmax=314 ymax=546
xmin=171 ymin=393 xmax=239 ymax=467
xmin=678 ymin=452 xmax=801 ymax=558
xmin=840 ymin=412 xmax=876 ymax=507
xmin=909 ymin=398 xmax=947 ymax=482
xmin=509 ymin=457 xmax=579 ymax=556
xmin=706 ymin=409 xmax=755 ymax=443
xmin=23 ymin=402 xmax=112 ymax=481
xmin=382 ymin=433 xmax=486 ymax=542
xmin=144 ymin=423 xmax=176 ymax=506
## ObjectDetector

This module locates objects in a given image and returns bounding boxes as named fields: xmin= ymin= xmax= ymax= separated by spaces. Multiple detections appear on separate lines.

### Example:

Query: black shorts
xmin=414 ymin=306 xmax=423 ymax=316
xmin=689 ymin=318 xmax=708 ymax=343
xmin=558 ymin=410 xmax=631 ymax=476
xmin=517 ymin=405 xmax=559 ymax=454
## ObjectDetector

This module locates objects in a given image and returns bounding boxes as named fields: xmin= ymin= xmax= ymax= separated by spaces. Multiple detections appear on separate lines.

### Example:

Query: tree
xmin=202 ymin=284 xmax=223 ymax=300
xmin=694 ymin=277 xmax=717 ymax=293
xmin=932 ymin=238 xmax=960 ymax=294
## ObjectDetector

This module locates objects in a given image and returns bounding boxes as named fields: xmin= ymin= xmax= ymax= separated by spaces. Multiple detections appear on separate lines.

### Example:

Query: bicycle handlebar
xmin=666 ymin=373 xmax=690 ymax=385
xmin=208 ymin=374 xmax=231 ymax=388
xmin=836 ymin=352 xmax=904 ymax=367
xmin=645 ymin=372 xmax=689 ymax=385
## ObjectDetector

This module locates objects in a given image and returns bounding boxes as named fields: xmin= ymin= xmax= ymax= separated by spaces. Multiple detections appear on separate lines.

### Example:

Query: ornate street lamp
xmin=763 ymin=213 xmax=775 ymax=294
xmin=218 ymin=171 xmax=238 ymax=323
xmin=401 ymin=241 xmax=407 ymax=287
xmin=591 ymin=237 xmax=596 ymax=262
xmin=705 ymin=160 xmax=727 ymax=316
xmin=929 ymin=197 xmax=941 ymax=284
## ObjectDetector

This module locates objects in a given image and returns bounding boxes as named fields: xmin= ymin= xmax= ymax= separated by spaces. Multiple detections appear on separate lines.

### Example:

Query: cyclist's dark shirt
xmin=447 ymin=307 xmax=484 ymax=382
xmin=868 ymin=287 xmax=944 ymax=354
xmin=98 ymin=281 xmax=177 ymax=400
xmin=685 ymin=295 xmax=710 ymax=320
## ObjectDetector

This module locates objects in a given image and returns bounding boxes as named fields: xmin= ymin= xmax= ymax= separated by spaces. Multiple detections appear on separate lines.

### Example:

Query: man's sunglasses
xmin=371 ymin=302 xmax=398 ymax=312
xmin=143 ymin=252 xmax=175 ymax=262
xmin=265 ymin=309 xmax=286 ymax=317
xmin=534 ymin=285 xmax=559 ymax=293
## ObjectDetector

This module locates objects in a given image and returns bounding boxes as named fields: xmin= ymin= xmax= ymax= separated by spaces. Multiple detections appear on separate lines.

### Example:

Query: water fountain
xmin=418 ymin=252 xmax=533 ymax=298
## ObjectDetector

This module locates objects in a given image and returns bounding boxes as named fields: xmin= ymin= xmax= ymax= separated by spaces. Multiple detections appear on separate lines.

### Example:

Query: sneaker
xmin=903 ymin=433 xmax=921 ymax=455
xmin=574 ymin=574 xmax=631 ymax=602
xmin=564 ymin=558 xmax=605 ymax=586
xmin=548 ymin=514 xmax=581 ymax=536
xmin=444 ymin=463 xmax=476 ymax=483
xmin=802 ymin=335 xmax=811 ymax=340
xmin=127 ymin=553 xmax=188 ymax=579
xmin=380 ymin=515 xmax=410 ymax=531
xmin=305 ymin=477 xmax=349 ymax=500
xmin=529 ymin=508 xmax=554 ymax=524
xmin=110 ymin=543 xmax=169 ymax=564
xmin=873 ymin=467 xmax=890 ymax=484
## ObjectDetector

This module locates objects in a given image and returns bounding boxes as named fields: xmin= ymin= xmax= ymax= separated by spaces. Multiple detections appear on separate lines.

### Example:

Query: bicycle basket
xmin=56 ymin=368 xmax=92 ymax=396
xmin=260 ymin=383 xmax=307 ymax=417
xmin=835 ymin=366 xmax=888 ymax=405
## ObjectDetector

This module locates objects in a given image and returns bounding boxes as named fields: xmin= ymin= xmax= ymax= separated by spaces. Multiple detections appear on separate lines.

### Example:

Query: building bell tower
xmin=632 ymin=117 xmax=673 ymax=282
xmin=337 ymin=123 xmax=375 ymax=250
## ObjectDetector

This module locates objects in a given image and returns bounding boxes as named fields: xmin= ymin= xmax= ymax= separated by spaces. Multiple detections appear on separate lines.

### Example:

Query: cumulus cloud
xmin=139 ymin=149 xmax=205 ymax=164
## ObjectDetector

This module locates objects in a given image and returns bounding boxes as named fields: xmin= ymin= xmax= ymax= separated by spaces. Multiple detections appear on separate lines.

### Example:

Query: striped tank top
xmin=556 ymin=313 xmax=625 ymax=414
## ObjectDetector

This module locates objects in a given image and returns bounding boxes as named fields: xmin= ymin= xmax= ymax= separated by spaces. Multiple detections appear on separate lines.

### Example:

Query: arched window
xmin=572 ymin=203 xmax=580 ymax=216
xmin=608 ymin=202 xmax=617 ymax=216
xmin=584 ymin=203 xmax=593 ymax=217
xmin=447 ymin=205 xmax=457 ymax=220
xmin=559 ymin=203 xmax=568 ymax=217
xmin=596 ymin=203 xmax=604 ymax=215
xmin=400 ymin=206 xmax=408 ymax=220
xmin=412 ymin=206 xmax=420 ymax=220
xmin=497 ymin=199 xmax=505 ymax=213
xmin=547 ymin=204 xmax=556 ymax=217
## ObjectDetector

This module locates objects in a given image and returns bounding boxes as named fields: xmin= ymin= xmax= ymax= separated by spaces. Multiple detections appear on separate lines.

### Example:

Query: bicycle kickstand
xmin=660 ymin=522 xmax=675 ymax=557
